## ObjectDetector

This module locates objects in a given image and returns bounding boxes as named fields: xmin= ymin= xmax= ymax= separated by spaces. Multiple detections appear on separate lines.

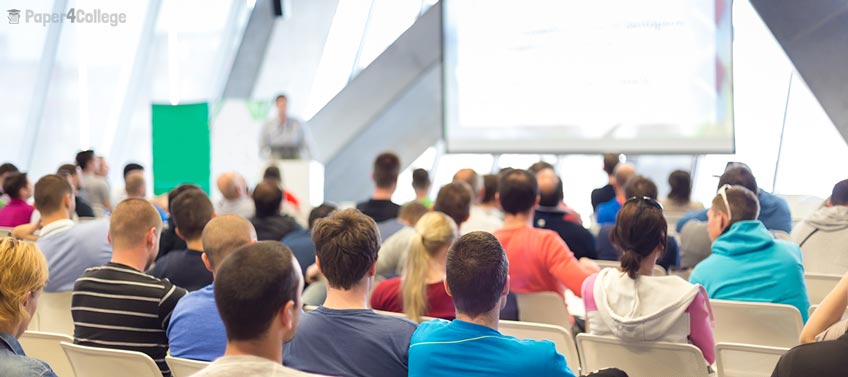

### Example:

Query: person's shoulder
xmin=411 ymin=318 xmax=452 ymax=342
xmin=0 ymin=355 xmax=57 ymax=377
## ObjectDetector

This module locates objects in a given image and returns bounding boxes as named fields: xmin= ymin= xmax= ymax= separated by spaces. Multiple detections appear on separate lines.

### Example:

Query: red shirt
xmin=494 ymin=225 xmax=594 ymax=298
xmin=370 ymin=277 xmax=455 ymax=320
xmin=0 ymin=198 xmax=34 ymax=227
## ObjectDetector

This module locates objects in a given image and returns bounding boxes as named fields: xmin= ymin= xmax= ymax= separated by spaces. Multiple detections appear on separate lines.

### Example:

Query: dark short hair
xmin=373 ymin=152 xmax=400 ymax=189
xmin=831 ymin=179 xmax=848 ymax=206
xmin=446 ymin=231 xmax=508 ymax=317
xmin=214 ymin=241 xmax=300 ymax=341
xmin=171 ymin=190 xmax=214 ymax=240
xmin=434 ymin=182 xmax=472 ymax=226
xmin=603 ymin=153 xmax=621 ymax=176
xmin=711 ymin=185 xmax=760 ymax=225
xmin=75 ymin=150 xmax=95 ymax=169
xmin=528 ymin=161 xmax=555 ymax=174
xmin=718 ymin=167 xmax=758 ymax=193
xmin=0 ymin=163 xmax=19 ymax=176
xmin=56 ymin=164 xmax=78 ymax=177
xmin=412 ymin=168 xmax=430 ymax=190
xmin=539 ymin=176 xmax=564 ymax=207
xmin=34 ymin=175 xmax=72 ymax=214
xmin=311 ymin=209 xmax=380 ymax=290
xmin=168 ymin=184 xmax=203 ymax=206
xmin=667 ymin=170 xmax=692 ymax=203
xmin=612 ymin=199 xmax=667 ymax=279
xmin=252 ymin=181 xmax=284 ymax=218
xmin=498 ymin=169 xmax=538 ymax=215
xmin=481 ymin=174 xmax=498 ymax=204
xmin=275 ymin=94 xmax=288 ymax=102
xmin=308 ymin=203 xmax=337 ymax=230
xmin=263 ymin=166 xmax=282 ymax=183
xmin=3 ymin=173 xmax=28 ymax=199
xmin=123 ymin=163 xmax=144 ymax=180
xmin=624 ymin=175 xmax=658 ymax=200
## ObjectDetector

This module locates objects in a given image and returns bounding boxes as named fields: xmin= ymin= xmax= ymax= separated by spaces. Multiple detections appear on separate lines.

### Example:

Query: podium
xmin=264 ymin=160 xmax=324 ymax=222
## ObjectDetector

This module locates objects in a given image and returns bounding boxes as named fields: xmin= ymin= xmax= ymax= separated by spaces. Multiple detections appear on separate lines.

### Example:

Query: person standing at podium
xmin=260 ymin=94 xmax=313 ymax=160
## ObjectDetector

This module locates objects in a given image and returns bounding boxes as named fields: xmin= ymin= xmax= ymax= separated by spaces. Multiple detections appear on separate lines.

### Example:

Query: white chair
xmin=593 ymin=260 xmax=666 ymax=276
xmin=19 ymin=331 xmax=75 ymax=377
xmin=576 ymin=333 xmax=708 ymax=377
xmin=710 ymin=300 xmax=803 ymax=348
xmin=0 ymin=227 xmax=12 ymax=237
xmin=715 ymin=342 xmax=788 ymax=377
xmin=499 ymin=320 xmax=580 ymax=371
xmin=805 ymin=273 xmax=842 ymax=305
xmin=35 ymin=291 xmax=74 ymax=335
xmin=514 ymin=292 xmax=571 ymax=329
xmin=166 ymin=356 xmax=210 ymax=377
xmin=61 ymin=342 xmax=163 ymax=377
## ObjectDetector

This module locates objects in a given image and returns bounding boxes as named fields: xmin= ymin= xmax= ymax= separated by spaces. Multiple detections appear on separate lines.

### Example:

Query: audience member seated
xmin=591 ymin=153 xmax=622 ymax=211
xmin=494 ymin=169 xmax=598 ymax=301
xmin=263 ymin=166 xmax=301 ymax=213
xmin=376 ymin=201 xmax=427 ymax=242
xmin=113 ymin=163 xmax=144 ymax=204
xmin=689 ymin=185 xmax=809 ymax=321
xmin=168 ymin=215 xmax=257 ymax=362
xmin=0 ymin=173 xmax=33 ymax=227
xmin=11 ymin=175 xmax=111 ymax=292
xmin=535 ymin=172 xmax=597 ymax=260
xmin=583 ymin=197 xmax=715 ymax=364
xmin=454 ymin=168 xmax=503 ymax=234
xmin=283 ymin=209 xmax=417 ymax=377
xmin=772 ymin=272 xmax=848 ymax=377
xmin=157 ymin=184 xmax=200 ymax=260
xmin=481 ymin=173 xmax=504 ymax=216
xmin=193 ymin=242 xmax=325 ymax=377
xmin=56 ymin=164 xmax=96 ymax=218
xmin=676 ymin=163 xmax=792 ymax=233
xmin=371 ymin=212 xmax=459 ymax=321
xmin=356 ymin=152 xmax=402 ymax=223
xmin=124 ymin=171 xmax=168 ymax=221
xmin=375 ymin=202 xmax=430 ymax=277
xmin=250 ymin=182 xmax=302 ymax=241
xmin=791 ymin=179 xmax=848 ymax=275
xmin=596 ymin=175 xmax=680 ymax=270
xmin=0 ymin=163 xmax=19 ymax=209
xmin=660 ymin=170 xmax=704 ymax=228
xmin=72 ymin=199 xmax=187 ymax=377
xmin=215 ymin=172 xmax=255 ymax=218
xmin=0 ymin=238 xmax=58 ymax=377
xmin=412 ymin=168 xmax=433 ymax=208
xmin=148 ymin=189 xmax=215 ymax=291
xmin=283 ymin=204 xmax=338 ymax=282
xmin=377 ymin=182 xmax=471 ymax=278
xmin=76 ymin=150 xmax=111 ymax=216
xmin=408 ymin=231 xmax=578 ymax=377
xmin=595 ymin=163 xmax=636 ymax=225
xmin=532 ymin=164 xmax=583 ymax=225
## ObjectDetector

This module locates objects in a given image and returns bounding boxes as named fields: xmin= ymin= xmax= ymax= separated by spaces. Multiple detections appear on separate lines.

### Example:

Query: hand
xmin=579 ymin=257 xmax=601 ymax=272
xmin=305 ymin=264 xmax=322 ymax=283
xmin=11 ymin=222 xmax=41 ymax=241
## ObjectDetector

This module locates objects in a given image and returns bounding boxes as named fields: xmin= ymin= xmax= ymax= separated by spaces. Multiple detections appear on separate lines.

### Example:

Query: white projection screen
xmin=442 ymin=0 xmax=735 ymax=154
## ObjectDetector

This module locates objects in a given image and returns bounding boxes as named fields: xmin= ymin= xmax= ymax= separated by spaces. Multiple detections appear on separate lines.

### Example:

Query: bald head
xmin=202 ymin=215 xmax=257 ymax=270
xmin=613 ymin=163 xmax=636 ymax=189
xmin=536 ymin=168 xmax=558 ymax=193
xmin=537 ymin=168 xmax=563 ymax=207
xmin=453 ymin=169 xmax=482 ymax=201
xmin=217 ymin=173 xmax=245 ymax=200
xmin=125 ymin=171 xmax=146 ymax=198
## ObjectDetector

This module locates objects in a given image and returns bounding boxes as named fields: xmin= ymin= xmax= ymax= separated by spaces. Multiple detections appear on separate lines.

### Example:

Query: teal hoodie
xmin=690 ymin=220 xmax=809 ymax=322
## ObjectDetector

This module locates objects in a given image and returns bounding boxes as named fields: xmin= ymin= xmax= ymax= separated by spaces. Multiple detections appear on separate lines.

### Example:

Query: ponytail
xmin=401 ymin=212 xmax=458 ymax=322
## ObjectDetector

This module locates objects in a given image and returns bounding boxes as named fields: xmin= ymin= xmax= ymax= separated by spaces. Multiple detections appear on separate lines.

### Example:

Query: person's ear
xmin=534 ymin=195 xmax=541 ymax=207
xmin=280 ymin=300 xmax=296 ymax=331
xmin=201 ymin=253 xmax=213 ymax=273
xmin=444 ymin=279 xmax=453 ymax=298
xmin=826 ymin=199 xmax=833 ymax=207
xmin=502 ymin=275 xmax=511 ymax=297
xmin=147 ymin=227 xmax=157 ymax=249
xmin=315 ymin=257 xmax=323 ymax=275
xmin=175 ymin=227 xmax=186 ymax=241
xmin=107 ymin=232 xmax=113 ymax=246
xmin=368 ymin=260 xmax=376 ymax=277
xmin=64 ymin=193 xmax=72 ymax=209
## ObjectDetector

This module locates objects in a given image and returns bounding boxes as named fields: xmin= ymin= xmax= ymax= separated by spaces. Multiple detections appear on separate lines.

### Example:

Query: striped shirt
xmin=72 ymin=262 xmax=187 ymax=377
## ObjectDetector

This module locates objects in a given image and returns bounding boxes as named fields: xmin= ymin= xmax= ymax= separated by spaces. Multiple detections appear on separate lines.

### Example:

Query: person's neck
xmin=502 ymin=211 xmax=533 ymax=229
xmin=0 ymin=323 xmax=19 ymax=338
xmin=372 ymin=188 xmax=394 ymax=201
xmin=323 ymin=280 xmax=371 ymax=310
xmin=224 ymin=337 xmax=282 ymax=364
xmin=186 ymin=239 xmax=204 ymax=252
xmin=41 ymin=210 xmax=71 ymax=227
xmin=278 ymin=115 xmax=288 ymax=125
xmin=415 ymin=191 xmax=428 ymax=201
xmin=638 ymin=256 xmax=659 ymax=276
xmin=425 ymin=258 xmax=447 ymax=284
xmin=111 ymin=248 xmax=149 ymax=272
xmin=456 ymin=310 xmax=500 ymax=331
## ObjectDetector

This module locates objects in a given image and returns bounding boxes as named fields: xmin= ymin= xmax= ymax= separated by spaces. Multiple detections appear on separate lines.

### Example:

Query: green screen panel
xmin=151 ymin=102 xmax=211 ymax=195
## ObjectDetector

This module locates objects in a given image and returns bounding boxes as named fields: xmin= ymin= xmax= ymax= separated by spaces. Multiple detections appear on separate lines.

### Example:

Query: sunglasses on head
xmin=717 ymin=184 xmax=733 ymax=220
xmin=625 ymin=196 xmax=664 ymax=211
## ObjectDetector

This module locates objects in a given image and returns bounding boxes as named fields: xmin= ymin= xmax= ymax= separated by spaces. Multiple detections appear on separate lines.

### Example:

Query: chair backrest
xmin=61 ymin=342 xmax=163 ymax=377
xmin=36 ymin=291 xmax=74 ymax=335
xmin=166 ymin=356 xmax=210 ymax=377
xmin=500 ymin=320 xmax=579 ymax=371
xmin=715 ymin=342 xmax=788 ymax=377
xmin=19 ymin=331 xmax=75 ymax=377
xmin=805 ymin=273 xmax=842 ymax=305
xmin=576 ymin=333 xmax=708 ymax=377
xmin=593 ymin=261 xmax=666 ymax=276
xmin=0 ymin=227 xmax=12 ymax=237
xmin=710 ymin=300 xmax=803 ymax=348
xmin=514 ymin=292 xmax=570 ymax=329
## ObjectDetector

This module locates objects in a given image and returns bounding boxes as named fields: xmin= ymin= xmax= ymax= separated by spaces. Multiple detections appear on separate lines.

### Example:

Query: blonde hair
xmin=0 ymin=238 xmax=49 ymax=326
xmin=402 ymin=212 xmax=458 ymax=321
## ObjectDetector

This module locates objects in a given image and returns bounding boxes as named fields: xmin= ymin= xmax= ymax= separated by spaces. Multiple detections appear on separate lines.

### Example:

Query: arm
xmin=11 ymin=222 xmax=40 ymax=241
xmin=687 ymin=288 xmax=716 ymax=364
xmin=800 ymin=271 xmax=848 ymax=343
xmin=544 ymin=234 xmax=598 ymax=297
xmin=159 ymin=283 xmax=188 ymax=330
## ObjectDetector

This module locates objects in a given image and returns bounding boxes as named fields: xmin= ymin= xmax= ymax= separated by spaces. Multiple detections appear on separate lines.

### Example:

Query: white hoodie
xmin=589 ymin=268 xmax=701 ymax=343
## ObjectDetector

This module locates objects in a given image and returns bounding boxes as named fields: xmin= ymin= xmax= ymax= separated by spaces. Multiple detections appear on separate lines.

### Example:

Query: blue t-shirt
xmin=167 ymin=284 xmax=226 ymax=361
xmin=595 ymin=198 xmax=622 ymax=225
xmin=409 ymin=319 xmax=576 ymax=377
xmin=283 ymin=307 xmax=417 ymax=377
